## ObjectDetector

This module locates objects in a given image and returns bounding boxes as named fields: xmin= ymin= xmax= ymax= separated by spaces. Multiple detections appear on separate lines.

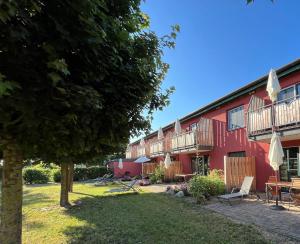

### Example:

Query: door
xmin=279 ymin=147 xmax=300 ymax=181
xmin=191 ymin=155 xmax=209 ymax=175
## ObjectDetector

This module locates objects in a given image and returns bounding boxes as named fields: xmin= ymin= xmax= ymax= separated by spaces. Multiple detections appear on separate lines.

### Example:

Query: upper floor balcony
xmin=125 ymin=145 xmax=137 ymax=159
xmin=247 ymin=94 xmax=300 ymax=141
xmin=171 ymin=118 xmax=214 ymax=153
xmin=137 ymin=145 xmax=146 ymax=157
xmin=149 ymin=139 xmax=164 ymax=157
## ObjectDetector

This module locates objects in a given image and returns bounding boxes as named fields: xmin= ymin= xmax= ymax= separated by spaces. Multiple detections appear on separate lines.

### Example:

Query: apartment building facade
xmin=124 ymin=59 xmax=300 ymax=190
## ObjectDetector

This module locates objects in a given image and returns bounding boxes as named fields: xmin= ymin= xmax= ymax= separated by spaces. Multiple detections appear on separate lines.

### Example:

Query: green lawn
xmin=1 ymin=183 xmax=269 ymax=243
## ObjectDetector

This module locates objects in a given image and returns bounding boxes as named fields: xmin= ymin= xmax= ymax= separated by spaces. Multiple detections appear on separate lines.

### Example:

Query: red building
xmin=125 ymin=59 xmax=300 ymax=190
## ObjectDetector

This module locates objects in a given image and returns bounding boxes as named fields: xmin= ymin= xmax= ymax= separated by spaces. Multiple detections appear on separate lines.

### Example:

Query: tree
xmin=0 ymin=0 xmax=177 ymax=243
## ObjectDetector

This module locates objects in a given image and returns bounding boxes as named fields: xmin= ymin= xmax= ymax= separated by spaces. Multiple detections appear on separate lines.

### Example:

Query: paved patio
xmin=205 ymin=197 xmax=300 ymax=242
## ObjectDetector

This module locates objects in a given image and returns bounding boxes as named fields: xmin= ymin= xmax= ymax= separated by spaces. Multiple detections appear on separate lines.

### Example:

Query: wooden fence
xmin=142 ymin=162 xmax=157 ymax=176
xmin=164 ymin=161 xmax=183 ymax=181
xmin=224 ymin=156 xmax=256 ymax=191
xmin=142 ymin=161 xmax=183 ymax=182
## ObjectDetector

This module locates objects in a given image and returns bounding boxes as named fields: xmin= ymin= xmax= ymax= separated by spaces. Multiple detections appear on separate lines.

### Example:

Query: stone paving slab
xmin=204 ymin=198 xmax=300 ymax=242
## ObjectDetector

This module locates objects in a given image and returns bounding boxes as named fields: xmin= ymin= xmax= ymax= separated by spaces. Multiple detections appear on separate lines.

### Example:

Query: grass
xmin=0 ymin=182 xmax=269 ymax=243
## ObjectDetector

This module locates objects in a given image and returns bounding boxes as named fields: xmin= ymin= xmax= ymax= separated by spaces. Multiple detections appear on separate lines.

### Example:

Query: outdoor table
xmin=265 ymin=181 xmax=292 ymax=203
xmin=175 ymin=173 xmax=196 ymax=182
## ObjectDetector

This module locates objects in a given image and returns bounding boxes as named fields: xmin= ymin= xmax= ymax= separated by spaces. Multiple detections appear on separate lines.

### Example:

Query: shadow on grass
xmin=23 ymin=190 xmax=52 ymax=207
xmin=24 ymin=221 xmax=45 ymax=231
xmin=63 ymin=191 xmax=268 ymax=244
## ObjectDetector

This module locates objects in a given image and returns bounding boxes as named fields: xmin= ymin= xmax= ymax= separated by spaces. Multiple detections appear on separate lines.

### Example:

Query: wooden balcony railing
xmin=247 ymin=95 xmax=300 ymax=137
xmin=171 ymin=118 xmax=214 ymax=153
xmin=150 ymin=139 xmax=164 ymax=157
xmin=125 ymin=146 xmax=138 ymax=159
xmin=137 ymin=146 xmax=146 ymax=157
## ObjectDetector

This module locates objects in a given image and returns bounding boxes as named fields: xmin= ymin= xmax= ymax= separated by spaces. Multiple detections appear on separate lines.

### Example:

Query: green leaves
xmin=0 ymin=0 xmax=178 ymax=163
xmin=0 ymin=73 xmax=20 ymax=97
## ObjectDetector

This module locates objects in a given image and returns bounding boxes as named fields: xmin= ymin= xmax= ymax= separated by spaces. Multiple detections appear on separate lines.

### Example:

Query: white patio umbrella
xmin=164 ymin=153 xmax=172 ymax=169
xmin=174 ymin=119 xmax=181 ymax=135
xmin=267 ymin=69 xmax=281 ymax=102
xmin=134 ymin=156 xmax=151 ymax=178
xmin=134 ymin=156 xmax=151 ymax=163
xmin=266 ymin=69 xmax=284 ymax=210
xmin=118 ymin=158 xmax=123 ymax=169
xmin=158 ymin=127 xmax=164 ymax=140
xmin=268 ymin=132 xmax=285 ymax=210
xmin=268 ymin=132 xmax=284 ymax=172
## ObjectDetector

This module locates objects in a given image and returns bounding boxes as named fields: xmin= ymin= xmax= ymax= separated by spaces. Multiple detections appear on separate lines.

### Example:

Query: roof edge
xmin=130 ymin=58 xmax=300 ymax=145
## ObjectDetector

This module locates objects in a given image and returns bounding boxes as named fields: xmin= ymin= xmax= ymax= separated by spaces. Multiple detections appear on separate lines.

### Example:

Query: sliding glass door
xmin=191 ymin=156 xmax=209 ymax=176
xmin=279 ymin=147 xmax=299 ymax=181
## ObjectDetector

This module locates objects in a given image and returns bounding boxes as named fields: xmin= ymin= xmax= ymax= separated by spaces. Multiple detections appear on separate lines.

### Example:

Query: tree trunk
xmin=68 ymin=163 xmax=74 ymax=192
xmin=0 ymin=140 xmax=23 ymax=244
xmin=60 ymin=163 xmax=70 ymax=207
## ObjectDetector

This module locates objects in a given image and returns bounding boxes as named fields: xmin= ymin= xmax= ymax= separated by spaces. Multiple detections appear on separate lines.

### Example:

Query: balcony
xmin=247 ymin=95 xmax=300 ymax=141
xmin=125 ymin=146 xmax=137 ymax=159
xmin=171 ymin=118 xmax=214 ymax=153
xmin=137 ymin=146 xmax=146 ymax=157
xmin=150 ymin=139 xmax=164 ymax=157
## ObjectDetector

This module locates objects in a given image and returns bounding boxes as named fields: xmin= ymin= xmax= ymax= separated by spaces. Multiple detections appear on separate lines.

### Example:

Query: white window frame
xmin=277 ymin=82 xmax=300 ymax=103
xmin=227 ymin=105 xmax=245 ymax=131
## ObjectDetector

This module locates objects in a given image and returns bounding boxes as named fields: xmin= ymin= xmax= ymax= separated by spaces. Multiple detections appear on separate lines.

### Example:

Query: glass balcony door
xmin=279 ymin=147 xmax=300 ymax=181
xmin=191 ymin=155 xmax=209 ymax=176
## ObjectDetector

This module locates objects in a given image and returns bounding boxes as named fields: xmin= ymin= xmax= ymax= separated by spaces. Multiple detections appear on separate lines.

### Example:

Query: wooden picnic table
xmin=175 ymin=173 xmax=196 ymax=182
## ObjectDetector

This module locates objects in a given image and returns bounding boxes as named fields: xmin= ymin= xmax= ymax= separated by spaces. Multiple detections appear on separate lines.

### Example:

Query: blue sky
xmin=135 ymin=0 xmax=300 ymax=140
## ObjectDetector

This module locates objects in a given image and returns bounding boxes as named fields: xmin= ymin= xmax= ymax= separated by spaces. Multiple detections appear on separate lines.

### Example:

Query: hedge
xmin=52 ymin=168 xmax=61 ymax=183
xmin=23 ymin=167 xmax=50 ymax=184
xmin=50 ymin=166 xmax=108 ymax=182
xmin=73 ymin=166 xmax=108 ymax=181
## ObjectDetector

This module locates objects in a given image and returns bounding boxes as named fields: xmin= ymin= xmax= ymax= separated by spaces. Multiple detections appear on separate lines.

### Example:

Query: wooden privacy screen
xmin=224 ymin=156 xmax=256 ymax=191
xmin=164 ymin=161 xmax=183 ymax=181
xmin=142 ymin=161 xmax=183 ymax=181
xmin=142 ymin=163 xmax=157 ymax=175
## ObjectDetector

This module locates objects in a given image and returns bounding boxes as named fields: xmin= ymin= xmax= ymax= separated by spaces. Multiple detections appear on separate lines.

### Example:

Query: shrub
xmin=150 ymin=166 xmax=164 ymax=184
xmin=52 ymin=169 xmax=61 ymax=182
xmin=209 ymin=169 xmax=224 ymax=179
xmin=0 ymin=165 xmax=2 ymax=180
xmin=189 ymin=175 xmax=225 ymax=204
xmin=74 ymin=166 xmax=108 ymax=181
xmin=23 ymin=167 xmax=50 ymax=184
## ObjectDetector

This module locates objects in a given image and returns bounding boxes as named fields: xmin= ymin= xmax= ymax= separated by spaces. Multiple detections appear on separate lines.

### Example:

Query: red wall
xmin=112 ymin=161 xmax=142 ymax=178
xmin=129 ymin=70 xmax=300 ymax=190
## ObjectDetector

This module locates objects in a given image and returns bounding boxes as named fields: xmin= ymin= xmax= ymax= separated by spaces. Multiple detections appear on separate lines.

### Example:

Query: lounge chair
xmin=105 ymin=179 xmax=141 ymax=193
xmin=218 ymin=176 xmax=254 ymax=205
xmin=94 ymin=174 xmax=114 ymax=186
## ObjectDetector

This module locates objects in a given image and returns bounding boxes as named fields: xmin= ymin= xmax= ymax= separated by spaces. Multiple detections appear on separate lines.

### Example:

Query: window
xmin=228 ymin=151 xmax=246 ymax=157
xmin=277 ymin=83 xmax=300 ymax=102
xmin=227 ymin=106 xmax=245 ymax=130
xmin=190 ymin=122 xmax=197 ymax=131
xmin=278 ymin=86 xmax=294 ymax=102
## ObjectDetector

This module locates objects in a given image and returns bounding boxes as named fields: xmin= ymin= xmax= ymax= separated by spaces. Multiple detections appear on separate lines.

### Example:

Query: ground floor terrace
xmin=6 ymin=182 xmax=300 ymax=243
xmin=114 ymin=138 xmax=300 ymax=191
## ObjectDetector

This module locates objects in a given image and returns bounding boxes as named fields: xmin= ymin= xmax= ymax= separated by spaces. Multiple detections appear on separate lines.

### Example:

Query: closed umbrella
xmin=164 ymin=153 xmax=172 ymax=169
xmin=266 ymin=69 xmax=284 ymax=210
xmin=158 ymin=127 xmax=164 ymax=140
xmin=267 ymin=69 xmax=281 ymax=103
xmin=269 ymin=132 xmax=284 ymax=171
xmin=268 ymin=132 xmax=285 ymax=210
xmin=174 ymin=119 xmax=181 ymax=135
xmin=118 ymin=158 xmax=123 ymax=169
